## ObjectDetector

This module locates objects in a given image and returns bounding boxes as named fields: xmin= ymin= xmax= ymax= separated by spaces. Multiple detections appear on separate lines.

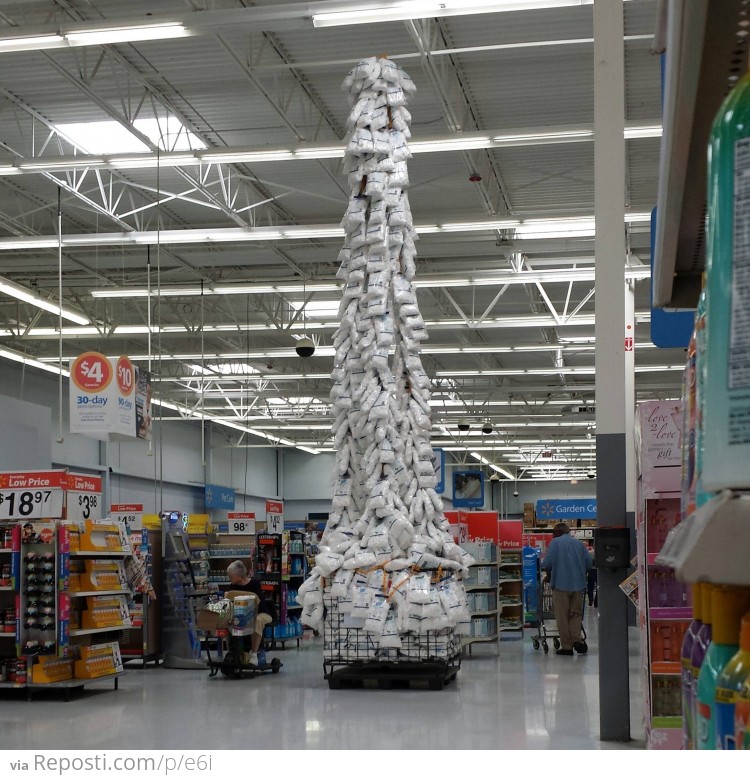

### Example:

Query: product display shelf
xmin=119 ymin=528 xmax=162 ymax=667
xmin=0 ymin=524 xmax=20 ymax=687
xmin=0 ymin=520 xmax=131 ymax=699
xmin=161 ymin=516 xmax=205 ymax=669
xmin=187 ymin=531 xmax=210 ymax=593
xmin=460 ymin=542 xmax=500 ymax=655
xmin=635 ymin=400 xmax=687 ymax=750
xmin=204 ymin=533 xmax=254 ymax=591
xmin=70 ymin=624 xmax=134 ymax=637
xmin=498 ymin=550 xmax=525 ymax=637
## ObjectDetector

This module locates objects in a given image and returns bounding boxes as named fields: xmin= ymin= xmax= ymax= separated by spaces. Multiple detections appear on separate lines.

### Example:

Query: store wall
xmin=0 ymin=394 xmax=52 ymax=470
xmin=0 ymin=362 xmax=282 ymax=513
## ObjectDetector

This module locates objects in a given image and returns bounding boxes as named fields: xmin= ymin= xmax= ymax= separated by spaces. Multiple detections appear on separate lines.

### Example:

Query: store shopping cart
xmin=527 ymin=561 xmax=586 ymax=654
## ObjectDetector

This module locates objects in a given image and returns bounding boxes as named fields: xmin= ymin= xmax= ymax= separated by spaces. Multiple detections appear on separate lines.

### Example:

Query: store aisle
xmin=1 ymin=620 xmax=644 ymax=750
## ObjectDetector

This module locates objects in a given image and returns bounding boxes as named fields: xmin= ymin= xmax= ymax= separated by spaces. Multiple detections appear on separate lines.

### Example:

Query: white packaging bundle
xmin=308 ymin=56 xmax=474 ymax=665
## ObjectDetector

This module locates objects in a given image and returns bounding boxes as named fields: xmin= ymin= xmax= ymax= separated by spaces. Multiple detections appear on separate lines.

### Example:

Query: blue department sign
xmin=536 ymin=498 xmax=597 ymax=520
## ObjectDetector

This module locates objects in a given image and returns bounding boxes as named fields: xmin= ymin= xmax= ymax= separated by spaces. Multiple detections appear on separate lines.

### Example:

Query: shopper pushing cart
xmin=540 ymin=522 xmax=592 ymax=656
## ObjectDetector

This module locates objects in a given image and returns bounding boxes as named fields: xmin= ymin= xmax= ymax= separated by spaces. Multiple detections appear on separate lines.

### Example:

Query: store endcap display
xmin=297 ymin=57 xmax=475 ymax=661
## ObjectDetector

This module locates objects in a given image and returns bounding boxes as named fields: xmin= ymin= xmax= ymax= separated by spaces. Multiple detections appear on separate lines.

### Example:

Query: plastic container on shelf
xmin=696 ymin=587 xmax=750 ymax=749
xmin=690 ymin=583 xmax=714 ymax=745
xmin=715 ymin=612 xmax=750 ymax=749
xmin=681 ymin=583 xmax=704 ymax=749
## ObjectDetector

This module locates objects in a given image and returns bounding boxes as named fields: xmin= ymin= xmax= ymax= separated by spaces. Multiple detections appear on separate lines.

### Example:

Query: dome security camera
xmin=587 ymin=471 xmax=596 ymax=479
xmin=457 ymin=417 xmax=471 ymax=432
xmin=481 ymin=422 xmax=493 ymax=434
xmin=513 ymin=490 xmax=519 ymax=497
xmin=295 ymin=336 xmax=316 ymax=358
xmin=489 ymin=472 xmax=500 ymax=482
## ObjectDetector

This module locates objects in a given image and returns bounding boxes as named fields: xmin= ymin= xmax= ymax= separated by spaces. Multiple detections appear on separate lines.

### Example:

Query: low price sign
xmin=65 ymin=474 xmax=103 ymax=522
xmin=0 ymin=471 xmax=66 ymax=520
xmin=110 ymin=504 xmax=143 ymax=532
xmin=227 ymin=512 xmax=255 ymax=535
xmin=265 ymin=500 xmax=284 ymax=534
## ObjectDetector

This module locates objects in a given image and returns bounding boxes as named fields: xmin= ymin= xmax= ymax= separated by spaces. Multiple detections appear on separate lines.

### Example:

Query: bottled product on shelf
xmin=736 ymin=671 xmax=750 ymax=750
xmin=689 ymin=584 xmax=714 ymax=745
xmin=681 ymin=583 xmax=704 ymax=749
xmin=695 ymin=586 xmax=750 ymax=749
xmin=715 ymin=612 xmax=750 ymax=749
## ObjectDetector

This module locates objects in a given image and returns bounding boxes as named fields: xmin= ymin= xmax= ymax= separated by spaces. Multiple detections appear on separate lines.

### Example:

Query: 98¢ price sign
xmin=227 ymin=512 xmax=255 ymax=535
xmin=0 ymin=471 xmax=66 ymax=520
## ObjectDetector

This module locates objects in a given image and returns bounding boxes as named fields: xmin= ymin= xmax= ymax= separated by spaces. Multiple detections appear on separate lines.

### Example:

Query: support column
xmin=594 ymin=0 xmax=632 ymax=742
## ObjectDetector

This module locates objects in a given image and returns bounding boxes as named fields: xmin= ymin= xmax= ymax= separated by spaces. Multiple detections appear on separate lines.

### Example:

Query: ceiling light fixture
xmin=0 ymin=34 xmax=65 ymax=52
xmin=0 ymin=276 xmax=89 ymax=325
xmin=311 ymin=0 xmax=602 ymax=28
xmin=64 ymin=22 xmax=190 ymax=47
xmin=0 ymin=213 xmax=651 ymax=252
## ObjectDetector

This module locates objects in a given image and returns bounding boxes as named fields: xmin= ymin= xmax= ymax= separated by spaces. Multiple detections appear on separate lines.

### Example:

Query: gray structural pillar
xmin=594 ymin=0 xmax=633 ymax=742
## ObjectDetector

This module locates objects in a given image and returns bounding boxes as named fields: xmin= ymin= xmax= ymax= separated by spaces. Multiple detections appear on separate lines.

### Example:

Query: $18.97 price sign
xmin=227 ymin=512 xmax=255 ymax=535
xmin=0 ymin=471 xmax=66 ymax=520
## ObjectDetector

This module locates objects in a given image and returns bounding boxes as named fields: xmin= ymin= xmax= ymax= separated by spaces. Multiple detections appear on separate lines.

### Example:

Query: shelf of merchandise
xmin=0 ymin=520 xmax=130 ymax=697
xmin=69 ymin=550 xmax=131 ymax=557
xmin=635 ymin=400 xmax=688 ymax=750
xmin=652 ymin=0 xmax=748 ymax=307
xmin=460 ymin=543 xmax=500 ymax=654
xmin=498 ymin=548 xmax=524 ymax=638
xmin=70 ymin=625 xmax=134 ymax=637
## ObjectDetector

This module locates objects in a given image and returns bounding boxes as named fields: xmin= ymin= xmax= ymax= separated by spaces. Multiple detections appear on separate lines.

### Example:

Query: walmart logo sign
xmin=536 ymin=498 xmax=597 ymax=519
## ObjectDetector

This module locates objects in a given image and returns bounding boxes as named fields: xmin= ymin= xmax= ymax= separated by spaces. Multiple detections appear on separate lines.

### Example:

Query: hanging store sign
xmin=204 ymin=484 xmax=235 ymax=511
xmin=432 ymin=447 xmax=445 ymax=495
xmin=536 ymin=498 xmax=597 ymax=521
xmin=69 ymin=354 xmax=151 ymax=440
xmin=452 ymin=470 xmax=485 ymax=508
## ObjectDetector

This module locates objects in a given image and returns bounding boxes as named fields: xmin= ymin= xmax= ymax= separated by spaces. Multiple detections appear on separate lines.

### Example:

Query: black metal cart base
xmin=325 ymin=660 xmax=460 ymax=691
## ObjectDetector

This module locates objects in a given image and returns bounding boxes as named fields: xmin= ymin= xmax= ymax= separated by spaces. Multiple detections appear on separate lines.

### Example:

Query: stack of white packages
xmin=298 ymin=57 xmax=475 ymax=663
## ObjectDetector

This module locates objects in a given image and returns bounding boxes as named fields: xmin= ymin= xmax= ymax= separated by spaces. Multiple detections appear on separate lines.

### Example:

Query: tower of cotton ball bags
xmin=297 ymin=57 xmax=475 ymax=666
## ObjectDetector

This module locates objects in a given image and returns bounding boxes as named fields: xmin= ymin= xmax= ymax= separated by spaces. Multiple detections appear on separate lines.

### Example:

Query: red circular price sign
xmin=71 ymin=352 xmax=113 ymax=392
xmin=116 ymin=356 xmax=134 ymax=396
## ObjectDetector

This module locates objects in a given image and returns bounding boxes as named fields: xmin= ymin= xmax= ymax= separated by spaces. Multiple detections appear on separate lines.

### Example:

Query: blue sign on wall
xmin=205 ymin=483 xmax=235 ymax=510
xmin=453 ymin=470 xmax=485 ymax=509
xmin=536 ymin=498 xmax=597 ymax=521
xmin=650 ymin=208 xmax=695 ymax=348
xmin=433 ymin=448 xmax=446 ymax=495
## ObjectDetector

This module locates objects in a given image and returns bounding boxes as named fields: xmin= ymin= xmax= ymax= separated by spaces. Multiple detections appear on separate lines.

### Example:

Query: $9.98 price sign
xmin=0 ymin=471 xmax=66 ymax=520
xmin=227 ymin=512 xmax=255 ymax=535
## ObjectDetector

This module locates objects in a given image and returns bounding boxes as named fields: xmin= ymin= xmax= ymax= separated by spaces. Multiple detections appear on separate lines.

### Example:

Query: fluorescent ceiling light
xmin=88 ymin=266 xmax=650 ymax=300
xmin=0 ymin=276 xmax=89 ymax=325
xmin=64 ymin=22 xmax=189 ymax=47
xmin=2 ymin=121 xmax=661 ymax=175
xmin=56 ymin=117 xmax=205 ymax=156
xmin=0 ymin=34 xmax=64 ymax=52
xmin=290 ymin=300 xmax=341 ymax=318
xmin=0 ymin=212 xmax=648 ymax=250
xmin=312 ymin=0 xmax=597 ymax=27
xmin=623 ymin=125 xmax=662 ymax=139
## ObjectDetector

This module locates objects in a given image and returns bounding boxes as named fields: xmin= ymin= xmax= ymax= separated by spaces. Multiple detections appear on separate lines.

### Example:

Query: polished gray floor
xmin=1 ymin=615 xmax=645 ymax=750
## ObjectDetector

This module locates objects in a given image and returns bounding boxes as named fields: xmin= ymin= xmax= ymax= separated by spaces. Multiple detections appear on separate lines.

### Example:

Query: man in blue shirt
xmin=541 ymin=522 xmax=593 ymax=655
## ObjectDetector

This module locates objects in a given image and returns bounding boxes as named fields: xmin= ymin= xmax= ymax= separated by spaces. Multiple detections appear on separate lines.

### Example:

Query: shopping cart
xmin=528 ymin=560 xmax=586 ymax=654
